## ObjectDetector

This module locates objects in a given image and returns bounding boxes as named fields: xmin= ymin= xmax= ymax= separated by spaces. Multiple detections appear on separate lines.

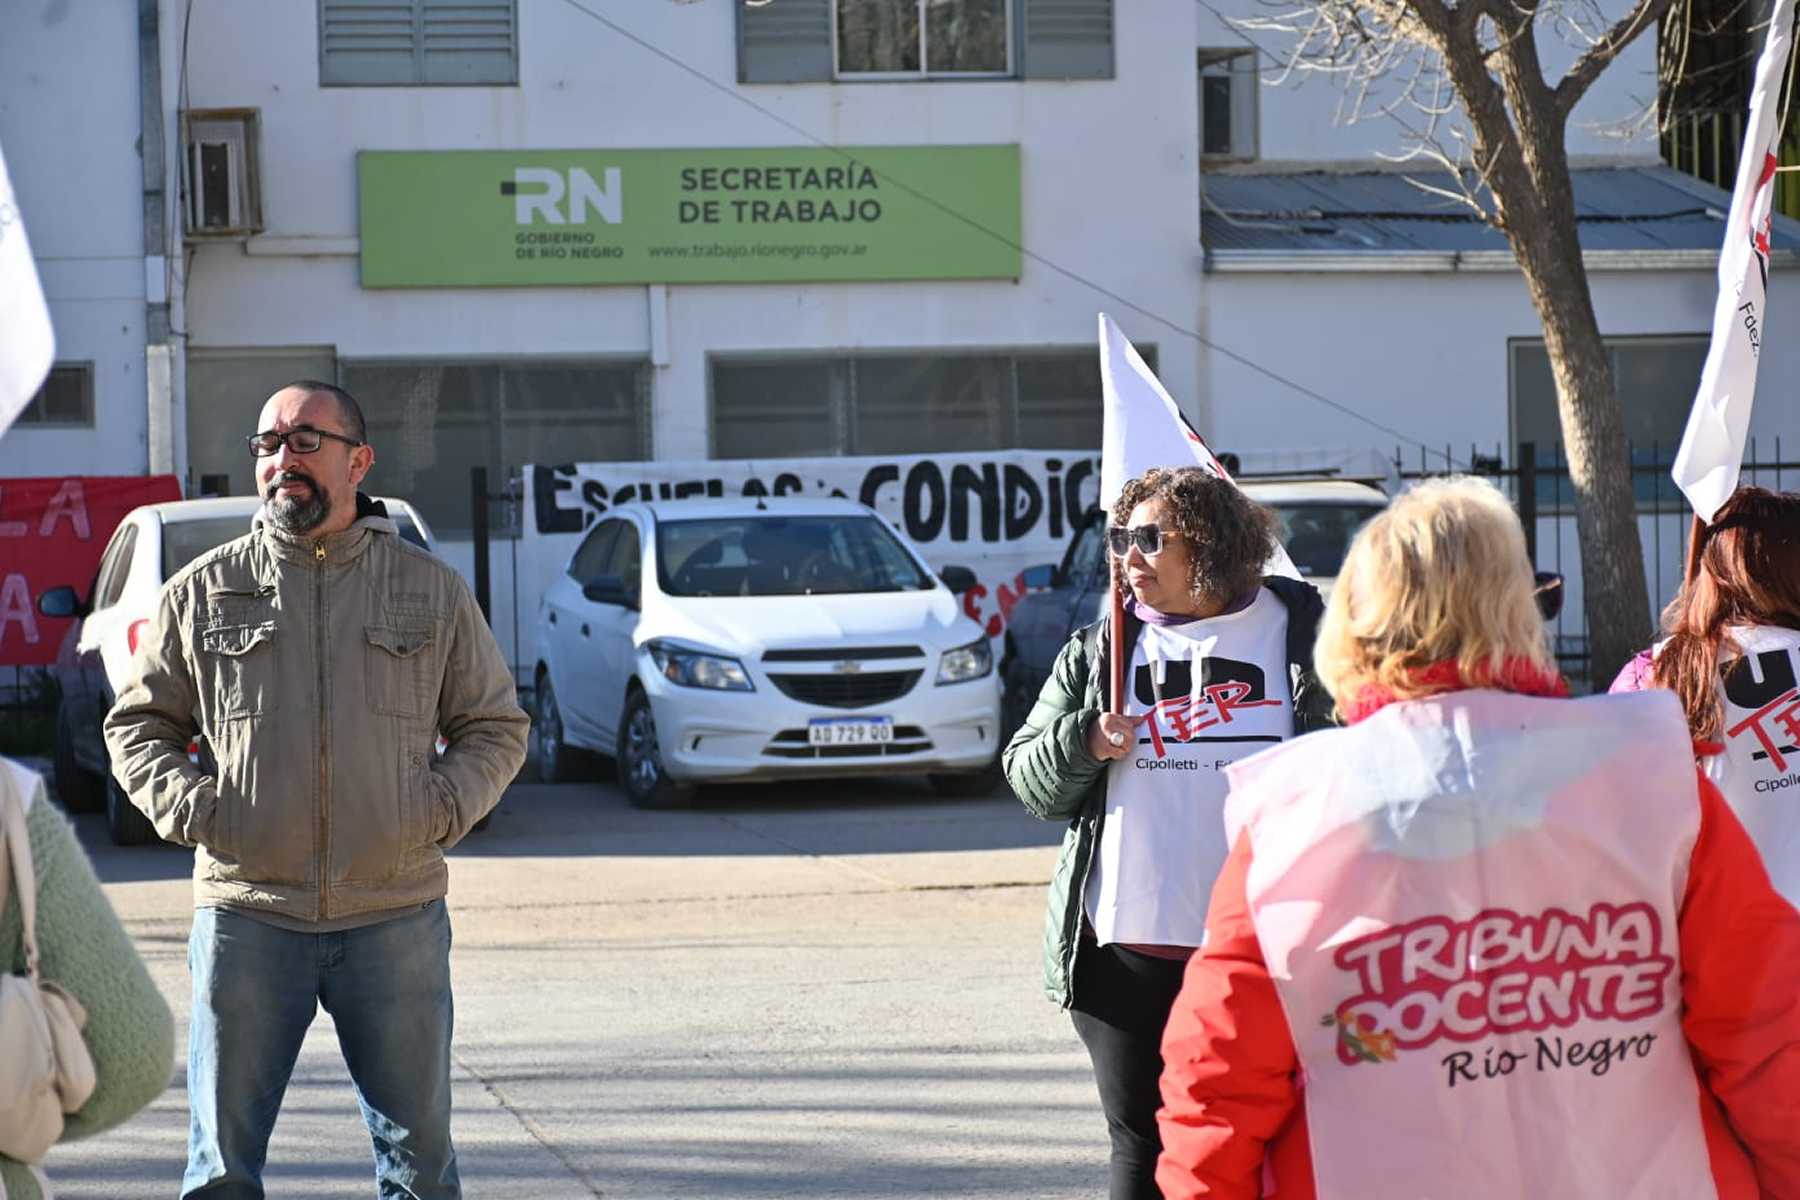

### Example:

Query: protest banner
xmin=0 ymin=476 xmax=183 ymax=666
xmin=526 ymin=450 xmax=1102 ymax=643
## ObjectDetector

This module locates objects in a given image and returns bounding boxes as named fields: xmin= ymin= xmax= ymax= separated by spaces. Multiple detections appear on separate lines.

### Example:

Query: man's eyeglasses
xmin=1107 ymin=524 xmax=1183 ymax=557
xmin=246 ymin=427 xmax=364 ymax=458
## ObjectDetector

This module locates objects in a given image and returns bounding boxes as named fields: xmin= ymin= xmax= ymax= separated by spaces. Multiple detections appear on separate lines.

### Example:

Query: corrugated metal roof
xmin=1200 ymin=165 xmax=1800 ymax=255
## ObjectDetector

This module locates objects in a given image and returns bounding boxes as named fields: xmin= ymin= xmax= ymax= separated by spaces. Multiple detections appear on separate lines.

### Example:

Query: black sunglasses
xmin=246 ymin=427 xmax=364 ymax=458
xmin=1107 ymin=524 xmax=1183 ymax=557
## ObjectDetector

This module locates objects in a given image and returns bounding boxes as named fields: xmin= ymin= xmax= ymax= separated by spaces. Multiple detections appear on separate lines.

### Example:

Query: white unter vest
xmin=1711 ymin=625 xmax=1800 ymax=907
xmin=1087 ymin=589 xmax=1292 ymax=947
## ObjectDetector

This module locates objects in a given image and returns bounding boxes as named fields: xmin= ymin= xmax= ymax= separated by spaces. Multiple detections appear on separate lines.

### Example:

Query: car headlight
xmin=936 ymin=637 xmax=993 ymax=685
xmin=646 ymin=640 xmax=754 ymax=691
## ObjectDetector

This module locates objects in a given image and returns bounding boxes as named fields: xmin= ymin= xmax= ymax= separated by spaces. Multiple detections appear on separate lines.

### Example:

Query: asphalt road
xmin=33 ymin=767 xmax=1110 ymax=1199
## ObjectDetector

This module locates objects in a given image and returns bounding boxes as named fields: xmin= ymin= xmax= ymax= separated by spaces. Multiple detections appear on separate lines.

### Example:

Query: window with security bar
xmin=709 ymin=345 xmax=1154 ymax=457
xmin=1198 ymin=48 xmax=1258 ymax=163
xmin=738 ymin=0 xmax=1111 ymax=83
xmin=835 ymin=0 xmax=1010 ymax=76
xmin=13 ymin=364 xmax=94 ymax=428
xmin=1508 ymin=334 xmax=1710 ymax=512
xmin=319 ymin=0 xmax=517 ymax=86
xmin=342 ymin=359 xmax=650 ymax=535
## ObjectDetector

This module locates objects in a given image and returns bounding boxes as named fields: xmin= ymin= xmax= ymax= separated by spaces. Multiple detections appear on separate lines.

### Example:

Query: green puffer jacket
xmin=1 ymin=761 xmax=175 ymax=1200
xmin=1002 ymin=577 xmax=1333 ymax=1008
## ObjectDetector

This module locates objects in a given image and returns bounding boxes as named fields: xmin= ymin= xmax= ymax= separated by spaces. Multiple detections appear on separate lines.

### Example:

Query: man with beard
xmin=104 ymin=381 xmax=529 ymax=1198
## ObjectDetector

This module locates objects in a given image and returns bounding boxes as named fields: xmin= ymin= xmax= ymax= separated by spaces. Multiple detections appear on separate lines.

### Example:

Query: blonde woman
xmin=1154 ymin=477 xmax=1800 ymax=1200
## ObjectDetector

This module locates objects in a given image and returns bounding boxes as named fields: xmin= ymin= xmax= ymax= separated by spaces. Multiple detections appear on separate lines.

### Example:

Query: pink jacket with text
xmin=1156 ymin=688 xmax=1800 ymax=1200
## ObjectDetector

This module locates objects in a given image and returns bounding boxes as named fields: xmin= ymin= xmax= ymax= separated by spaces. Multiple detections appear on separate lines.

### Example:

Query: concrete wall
xmin=0 ymin=1 xmax=148 ymax=478
xmin=1203 ymin=266 xmax=1800 ymax=454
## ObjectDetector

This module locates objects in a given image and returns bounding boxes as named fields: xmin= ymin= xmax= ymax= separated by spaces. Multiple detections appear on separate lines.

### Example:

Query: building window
xmin=836 ymin=0 xmax=1010 ymax=77
xmin=319 ymin=0 xmax=517 ymax=87
xmin=1198 ymin=49 xmax=1258 ymax=163
xmin=1509 ymin=335 xmax=1709 ymax=511
xmin=13 ymin=364 xmax=94 ymax=428
xmin=341 ymin=359 xmax=649 ymax=535
xmin=709 ymin=346 xmax=1153 ymax=458
xmin=739 ymin=0 xmax=1110 ymax=84
xmin=182 ymin=109 xmax=263 ymax=237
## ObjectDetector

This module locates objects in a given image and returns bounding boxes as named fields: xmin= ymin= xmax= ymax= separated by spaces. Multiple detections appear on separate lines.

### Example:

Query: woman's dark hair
xmin=1109 ymin=466 xmax=1277 ymax=609
xmin=1652 ymin=487 xmax=1800 ymax=740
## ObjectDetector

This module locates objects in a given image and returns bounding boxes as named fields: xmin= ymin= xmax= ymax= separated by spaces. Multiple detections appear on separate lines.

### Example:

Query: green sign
xmin=357 ymin=145 xmax=1021 ymax=287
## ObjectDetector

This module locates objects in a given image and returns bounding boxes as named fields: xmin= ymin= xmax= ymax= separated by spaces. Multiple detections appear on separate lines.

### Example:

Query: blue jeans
xmin=183 ymin=901 xmax=460 ymax=1199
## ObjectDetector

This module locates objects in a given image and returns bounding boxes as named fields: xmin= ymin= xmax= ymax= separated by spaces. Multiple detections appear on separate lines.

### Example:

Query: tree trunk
xmin=1442 ymin=21 xmax=1658 ymax=690
xmin=1497 ymin=167 xmax=1654 ymax=687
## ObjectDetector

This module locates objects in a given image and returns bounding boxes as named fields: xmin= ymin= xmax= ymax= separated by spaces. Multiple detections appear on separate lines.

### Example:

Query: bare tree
xmin=1238 ymin=0 xmax=1713 ymax=684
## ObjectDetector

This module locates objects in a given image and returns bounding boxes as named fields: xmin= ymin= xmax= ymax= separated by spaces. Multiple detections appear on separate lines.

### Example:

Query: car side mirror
xmin=1533 ymin=571 xmax=1564 ymax=621
xmin=37 ymin=585 xmax=85 ymax=619
xmin=1020 ymin=563 xmax=1059 ymax=590
xmin=939 ymin=566 xmax=978 ymax=595
xmin=582 ymin=574 xmax=634 ymax=609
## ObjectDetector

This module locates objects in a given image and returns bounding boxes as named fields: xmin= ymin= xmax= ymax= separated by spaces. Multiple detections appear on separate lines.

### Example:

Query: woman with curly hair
xmin=1156 ymin=477 xmax=1800 ymax=1199
xmin=1610 ymin=486 xmax=1800 ymax=904
xmin=1003 ymin=465 xmax=1331 ymax=1200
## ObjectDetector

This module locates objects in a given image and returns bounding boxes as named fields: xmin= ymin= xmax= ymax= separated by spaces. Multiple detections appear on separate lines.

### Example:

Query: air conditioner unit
xmin=182 ymin=109 xmax=263 ymax=238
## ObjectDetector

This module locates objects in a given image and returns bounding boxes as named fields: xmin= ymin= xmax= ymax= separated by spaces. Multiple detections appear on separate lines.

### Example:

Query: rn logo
xmin=501 ymin=166 xmax=622 ymax=226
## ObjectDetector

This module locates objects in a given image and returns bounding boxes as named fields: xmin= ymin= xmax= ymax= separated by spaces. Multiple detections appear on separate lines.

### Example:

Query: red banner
xmin=0 ymin=475 xmax=183 ymax=667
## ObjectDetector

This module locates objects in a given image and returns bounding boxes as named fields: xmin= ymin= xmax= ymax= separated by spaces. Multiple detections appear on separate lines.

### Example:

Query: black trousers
xmin=1069 ymin=935 xmax=1191 ymax=1200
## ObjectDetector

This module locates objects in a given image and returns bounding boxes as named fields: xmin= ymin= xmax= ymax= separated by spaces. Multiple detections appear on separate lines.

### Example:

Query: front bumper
xmin=644 ymin=666 xmax=1002 ymax=784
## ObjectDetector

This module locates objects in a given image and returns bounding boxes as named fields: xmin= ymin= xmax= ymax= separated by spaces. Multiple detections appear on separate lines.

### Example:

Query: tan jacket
xmin=104 ymin=503 xmax=528 ymax=921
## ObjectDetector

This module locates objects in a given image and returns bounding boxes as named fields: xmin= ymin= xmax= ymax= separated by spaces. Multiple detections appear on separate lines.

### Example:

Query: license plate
xmin=808 ymin=717 xmax=895 ymax=746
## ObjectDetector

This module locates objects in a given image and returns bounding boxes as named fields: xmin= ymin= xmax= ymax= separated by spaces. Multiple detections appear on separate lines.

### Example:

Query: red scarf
xmin=1340 ymin=658 xmax=1570 ymax=725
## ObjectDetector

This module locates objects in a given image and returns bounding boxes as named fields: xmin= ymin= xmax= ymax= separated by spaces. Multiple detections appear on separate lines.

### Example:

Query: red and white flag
xmin=0 ymin=139 xmax=54 ymax=438
xmin=1098 ymin=312 xmax=1300 ymax=578
xmin=1672 ymin=0 xmax=1795 ymax=523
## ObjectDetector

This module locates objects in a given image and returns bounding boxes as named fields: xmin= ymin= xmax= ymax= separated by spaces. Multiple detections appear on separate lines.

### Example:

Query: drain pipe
xmin=139 ymin=0 xmax=178 ymax=481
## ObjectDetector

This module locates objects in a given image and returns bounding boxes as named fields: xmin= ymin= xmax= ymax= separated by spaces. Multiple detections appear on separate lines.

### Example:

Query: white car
xmin=1242 ymin=478 xmax=1393 ymax=601
xmin=531 ymin=497 xmax=1004 ymax=807
xmin=38 ymin=494 xmax=434 ymax=845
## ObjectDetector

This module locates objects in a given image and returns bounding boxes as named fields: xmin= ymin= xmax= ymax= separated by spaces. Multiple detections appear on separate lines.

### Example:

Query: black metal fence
xmin=464 ymin=450 xmax=1799 ymax=695
xmin=0 ymin=666 xmax=58 ymax=757
xmin=468 ymin=466 xmax=531 ymax=685
xmin=1391 ymin=437 xmax=1797 ymax=690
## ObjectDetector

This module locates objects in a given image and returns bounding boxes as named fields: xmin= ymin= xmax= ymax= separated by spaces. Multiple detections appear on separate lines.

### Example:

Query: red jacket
xmin=1156 ymin=700 xmax=1800 ymax=1199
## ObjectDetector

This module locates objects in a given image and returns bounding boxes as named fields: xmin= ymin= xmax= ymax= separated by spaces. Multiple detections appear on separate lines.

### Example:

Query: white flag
xmin=0 ymin=139 xmax=54 ymax=437
xmin=1672 ymin=0 xmax=1795 ymax=523
xmin=1097 ymin=312 xmax=1301 ymax=579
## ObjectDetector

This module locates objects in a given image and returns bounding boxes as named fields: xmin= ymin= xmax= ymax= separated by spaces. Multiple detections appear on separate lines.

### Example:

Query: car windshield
xmin=162 ymin=517 xmax=261 ymax=578
xmin=161 ymin=509 xmax=429 ymax=577
xmin=1267 ymin=502 xmax=1385 ymax=578
xmin=657 ymin=515 xmax=933 ymax=597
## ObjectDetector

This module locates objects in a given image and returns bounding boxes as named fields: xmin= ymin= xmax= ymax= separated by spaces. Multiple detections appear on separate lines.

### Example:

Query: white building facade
xmin=0 ymin=1 xmax=159 ymax=477
xmin=5 ymin=0 xmax=1199 ymax=520
xmin=5 ymin=0 xmax=1216 ymax=669
xmin=5 ymin=0 xmax=1795 ymax=677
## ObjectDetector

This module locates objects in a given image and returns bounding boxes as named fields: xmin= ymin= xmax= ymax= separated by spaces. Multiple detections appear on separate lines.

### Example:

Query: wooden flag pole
xmin=1683 ymin=514 xmax=1707 ymax=586
xmin=1109 ymin=575 xmax=1127 ymax=716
